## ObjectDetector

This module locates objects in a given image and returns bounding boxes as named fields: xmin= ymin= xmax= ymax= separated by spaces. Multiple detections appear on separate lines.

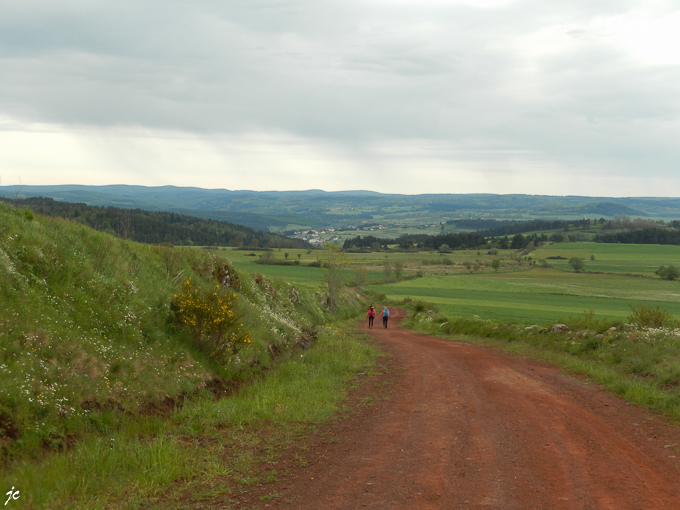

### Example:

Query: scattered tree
xmin=568 ymin=257 xmax=585 ymax=272
xmin=353 ymin=267 xmax=369 ymax=289
xmin=492 ymin=258 xmax=501 ymax=272
xmin=656 ymin=265 xmax=680 ymax=281
xmin=384 ymin=261 xmax=392 ymax=279
xmin=257 ymin=251 xmax=276 ymax=264
xmin=318 ymin=242 xmax=348 ymax=311
xmin=511 ymin=233 xmax=526 ymax=250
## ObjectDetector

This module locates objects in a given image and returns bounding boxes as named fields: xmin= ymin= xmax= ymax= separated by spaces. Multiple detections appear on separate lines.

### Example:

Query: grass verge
xmin=1 ymin=321 xmax=380 ymax=509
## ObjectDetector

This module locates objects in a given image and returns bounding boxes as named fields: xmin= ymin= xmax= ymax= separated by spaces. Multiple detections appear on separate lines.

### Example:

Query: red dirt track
xmin=240 ymin=309 xmax=680 ymax=509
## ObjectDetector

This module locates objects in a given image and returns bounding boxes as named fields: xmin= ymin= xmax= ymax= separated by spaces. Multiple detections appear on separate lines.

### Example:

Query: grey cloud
xmin=1 ymin=0 xmax=680 ymax=183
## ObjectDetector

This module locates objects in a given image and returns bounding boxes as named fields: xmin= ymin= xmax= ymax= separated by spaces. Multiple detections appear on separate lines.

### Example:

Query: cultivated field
xmin=534 ymin=242 xmax=680 ymax=275
xmin=372 ymin=268 xmax=680 ymax=324
xmin=217 ymin=242 xmax=680 ymax=325
xmin=219 ymin=248 xmax=326 ymax=290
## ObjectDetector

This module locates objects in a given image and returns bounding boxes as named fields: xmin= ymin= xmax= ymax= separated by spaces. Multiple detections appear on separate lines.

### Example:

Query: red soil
xmin=235 ymin=308 xmax=680 ymax=509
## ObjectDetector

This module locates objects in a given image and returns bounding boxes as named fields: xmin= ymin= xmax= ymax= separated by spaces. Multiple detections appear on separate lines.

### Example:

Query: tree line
xmin=341 ymin=217 xmax=680 ymax=252
xmin=342 ymin=235 xmax=395 ymax=250
xmin=467 ymin=218 xmax=600 ymax=237
xmin=0 ymin=196 xmax=308 ymax=248
xmin=595 ymin=228 xmax=680 ymax=245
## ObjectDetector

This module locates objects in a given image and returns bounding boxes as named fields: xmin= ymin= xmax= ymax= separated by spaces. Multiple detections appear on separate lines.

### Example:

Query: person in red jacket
xmin=366 ymin=305 xmax=376 ymax=328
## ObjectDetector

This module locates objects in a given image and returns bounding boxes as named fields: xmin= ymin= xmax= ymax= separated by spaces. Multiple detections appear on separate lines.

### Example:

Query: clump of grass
xmin=558 ymin=309 xmax=620 ymax=334
xmin=628 ymin=304 xmax=678 ymax=328
xmin=402 ymin=299 xmax=524 ymax=342
xmin=399 ymin=297 xmax=438 ymax=314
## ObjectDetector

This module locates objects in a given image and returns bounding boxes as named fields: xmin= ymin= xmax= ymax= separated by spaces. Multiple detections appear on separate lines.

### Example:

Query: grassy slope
xmin=1 ymin=204 xmax=221 ymax=446
xmin=0 ymin=203 xmax=377 ymax=508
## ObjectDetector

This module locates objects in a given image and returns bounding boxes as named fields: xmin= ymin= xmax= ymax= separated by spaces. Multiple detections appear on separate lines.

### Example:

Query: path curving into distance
xmin=239 ymin=308 xmax=680 ymax=509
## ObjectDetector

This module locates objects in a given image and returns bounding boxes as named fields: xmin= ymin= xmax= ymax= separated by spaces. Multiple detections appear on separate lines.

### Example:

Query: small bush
xmin=627 ymin=304 xmax=676 ymax=328
xmin=171 ymin=278 xmax=252 ymax=362
xmin=403 ymin=299 xmax=439 ymax=314
xmin=563 ymin=309 xmax=618 ymax=334
xmin=656 ymin=265 xmax=680 ymax=281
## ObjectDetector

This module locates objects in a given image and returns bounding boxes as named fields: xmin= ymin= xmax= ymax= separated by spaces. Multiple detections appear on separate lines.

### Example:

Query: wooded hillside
xmin=0 ymin=196 xmax=307 ymax=248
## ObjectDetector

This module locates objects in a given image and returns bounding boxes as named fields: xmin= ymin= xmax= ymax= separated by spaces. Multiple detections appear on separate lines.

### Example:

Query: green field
xmin=534 ymin=242 xmax=680 ymax=276
xmin=214 ymin=243 xmax=680 ymax=326
xmin=217 ymin=248 xmax=388 ymax=288
xmin=216 ymin=248 xmax=326 ymax=290
xmin=372 ymin=267 xmax=680 ymax=324
xmin=373 ymin=242 xmax=680 ymax=325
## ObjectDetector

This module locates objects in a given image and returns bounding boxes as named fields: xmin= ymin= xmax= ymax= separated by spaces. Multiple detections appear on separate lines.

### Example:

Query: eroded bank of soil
xmin=234 ymin=309 xmax=680 ymax=509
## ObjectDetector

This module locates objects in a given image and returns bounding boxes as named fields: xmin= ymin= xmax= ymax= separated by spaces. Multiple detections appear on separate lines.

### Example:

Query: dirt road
xmin=239 ymin=309 xmax=680 ymax=509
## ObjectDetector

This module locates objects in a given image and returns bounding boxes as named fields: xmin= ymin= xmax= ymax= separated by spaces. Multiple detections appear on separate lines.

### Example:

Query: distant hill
xmin=574 ymin=202 xmax=646 ymax=217
xmin=2 ymin=185 xmax=680 ymax=232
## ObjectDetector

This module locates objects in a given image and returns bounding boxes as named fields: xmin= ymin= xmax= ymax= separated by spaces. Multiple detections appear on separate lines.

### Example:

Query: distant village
xmin=292 ymin=224 xmax=393 ymax=244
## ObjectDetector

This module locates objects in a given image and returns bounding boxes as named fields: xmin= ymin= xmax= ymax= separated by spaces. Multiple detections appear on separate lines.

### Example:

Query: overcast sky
xmin=1 ymin=0 xmax=680 ymax=196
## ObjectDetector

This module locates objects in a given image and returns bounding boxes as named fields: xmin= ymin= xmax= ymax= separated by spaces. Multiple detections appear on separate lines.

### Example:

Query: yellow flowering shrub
xmin=171 ymin=278 xmax=252 ymax=362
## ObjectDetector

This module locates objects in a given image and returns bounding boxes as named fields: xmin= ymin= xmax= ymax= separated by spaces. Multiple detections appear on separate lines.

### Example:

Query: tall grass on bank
xmin=401 ymin=299 xmax=680 ymax=421
xmin=1 ymin=203 xmax=216 ymax=455
xmin=1 ymin=323 xmax=379 ymax=509
xmin=1 ymin=202 xmax=369 ymax=505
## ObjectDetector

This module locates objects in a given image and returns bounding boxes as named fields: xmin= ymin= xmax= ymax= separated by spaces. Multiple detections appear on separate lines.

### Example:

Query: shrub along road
xmin=236 ymin=309 xmax=680 ymax=509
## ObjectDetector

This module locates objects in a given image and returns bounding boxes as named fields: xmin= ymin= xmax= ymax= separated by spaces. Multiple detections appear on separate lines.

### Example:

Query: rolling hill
xmin=2 ymin=185 xmax=680 ymax=233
